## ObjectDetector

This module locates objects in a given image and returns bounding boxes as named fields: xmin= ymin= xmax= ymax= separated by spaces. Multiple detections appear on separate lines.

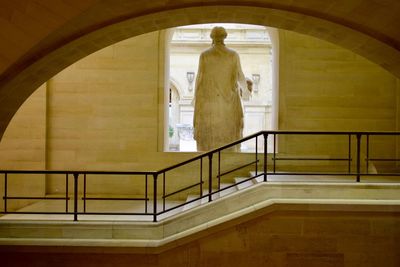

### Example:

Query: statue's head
xmin=210 ymin=26 xmax=227 ymax=44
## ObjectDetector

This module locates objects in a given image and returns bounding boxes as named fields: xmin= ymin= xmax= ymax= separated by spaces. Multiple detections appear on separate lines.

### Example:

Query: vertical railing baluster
xmin=73 ymin=173 xmax=79 ymax=221
xmin=145 ymin=174 xmax=148 ymax=214
xmin=366 ymin=134 xmax=370 ymax=174
xmin=83 ymin=174 xmax=87 ymax=213
xmin=163 ymin=172 xmax=166 ymax=211
xmin=153 ymin=173 xmax=158 ymax=222
xmin=273 ymin=133 xmax=276 ymax=173
xmin=65 ymin=173 xmax=69 ymax=213
xmin=356 ymin=134 xmax=361 ymax=182
xmin=218 ymin=151 xmax=221 ymax=190
xmin=4 ymin=172 xmax=7 ymax=213
xmin=348 ymin=134 xmax=352 ymax=173
xmin=208 ymin=154 xmax=213 ymax=202
xmin=255 ymin=135 xmax=258 ymax=176
xmin=200 ymin=158 xmax=203 ymax=197
xmin=264 ymin=133 xmax=268 ymax=182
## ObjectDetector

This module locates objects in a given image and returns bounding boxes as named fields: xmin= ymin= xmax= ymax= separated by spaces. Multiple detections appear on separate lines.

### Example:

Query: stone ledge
xmin=0 ymin=182 xmax=400 ymax=251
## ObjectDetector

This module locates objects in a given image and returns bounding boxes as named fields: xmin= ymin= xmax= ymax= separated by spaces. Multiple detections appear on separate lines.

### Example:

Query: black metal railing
xmin=1 ymin=131 xmax=400 ymax=222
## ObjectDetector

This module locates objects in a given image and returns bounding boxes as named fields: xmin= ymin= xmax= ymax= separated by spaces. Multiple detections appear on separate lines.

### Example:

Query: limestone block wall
xmin=0 ymin=84 xmax=46 ymax=210
xmin=157 ymin=210 xmax=400 ymax=267
xmin=278 ymin=30 xmax=399 ymax=170
xmin=1 ymin=209 xmax=399 ymax=266
xmin=47 ymin=32 xmax=160 ymax=170
xmin=45 ymin=31 xmax=163 ymax=195
xmin=279 ymin=30 xmax=397 ymax=131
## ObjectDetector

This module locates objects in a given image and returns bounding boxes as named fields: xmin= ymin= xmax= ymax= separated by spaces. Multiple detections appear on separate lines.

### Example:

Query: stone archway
xmin=1 ymin=3 xmax=400 ymax=140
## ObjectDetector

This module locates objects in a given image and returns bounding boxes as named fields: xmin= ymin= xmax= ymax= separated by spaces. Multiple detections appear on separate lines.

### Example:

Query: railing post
xmin=263 ymin=133 xmax=268 ymax=182
xmin=200 ymin=158 xmax=203 ymax=197
xmin=65 ymin=174 xmax=69 ymax=213
xmin=255 ymin=135 xmax=258 ymax=175
xmin=145 ymin=174 xmax=148 ymax=214
xmin=348 ymin=134 xmax=352 ymax=173
xmin=366 ymin=134 xmax=370 ymax=174
xmin=4 ymin=172 xmax=7 ymax=213
xmin=73 ymin=173 xmax=79 ymax=221
xmin=162 ymin=172 xmax=166 ymax=211
xmin=356 ymin=134 xmax=361 ymax=182
xmin=218 ymin=151 xmax=221 ymax=190
xmin=83 ymin=174 xmax=87 ymax=213
xmin=208 ymin=154 xmax=213 ymax=202
xmin=273 ymin=133 xmax=276 ymax=173
xmin=153 ymin=173 xmax=158 ymax=222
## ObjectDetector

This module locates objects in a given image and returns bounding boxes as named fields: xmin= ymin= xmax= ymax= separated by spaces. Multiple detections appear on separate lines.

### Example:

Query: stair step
xmin=249 ymin=171 xmax=264 ymax=183
xmin=183 ymin=183 xmax=237 ymax=211
xmin=183 ymin=195 xmax=206 ymax=211
xmin=249 ymin=171 xmax=355 ymax=182
xmin=218 ymin=183 xmax=237 ymax=197
xmin=234 ymin=177 xmax=255 ymax=190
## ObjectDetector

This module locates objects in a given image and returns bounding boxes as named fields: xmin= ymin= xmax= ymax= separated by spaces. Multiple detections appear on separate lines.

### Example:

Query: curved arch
xmin=0 ymin=4 xmax=400 ymax=140
xmin=169 ymin=77 xmax=184 ymax=100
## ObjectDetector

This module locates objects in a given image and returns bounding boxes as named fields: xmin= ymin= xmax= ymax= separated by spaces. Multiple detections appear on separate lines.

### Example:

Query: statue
xmin=193 ymin=26 xmax=252 ymax=151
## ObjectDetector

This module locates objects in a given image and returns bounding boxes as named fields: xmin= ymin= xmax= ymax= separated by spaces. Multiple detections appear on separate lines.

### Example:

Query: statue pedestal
xmin=177 ymin=124 xmax=196 ymax=152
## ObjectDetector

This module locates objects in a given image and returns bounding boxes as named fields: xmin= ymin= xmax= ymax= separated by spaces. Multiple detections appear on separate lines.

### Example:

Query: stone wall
xmin=278 ymin=30 xmax=398 ymax=170
xmin=0 ymin=84 xmax=47 ymax=210
xmin=1 ymin=209 xmax=399 ymax=267
xmin=158 ymin=210 xmax=400 ymax=267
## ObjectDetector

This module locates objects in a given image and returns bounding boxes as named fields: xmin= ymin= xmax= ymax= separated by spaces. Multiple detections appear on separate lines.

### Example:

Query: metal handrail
xmin=1 ymin=130 xmax=400 ymax=222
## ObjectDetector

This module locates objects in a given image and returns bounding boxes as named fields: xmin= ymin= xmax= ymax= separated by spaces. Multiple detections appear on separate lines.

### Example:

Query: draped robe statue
xmin=193 ymin=26 xmax=251 ymax=151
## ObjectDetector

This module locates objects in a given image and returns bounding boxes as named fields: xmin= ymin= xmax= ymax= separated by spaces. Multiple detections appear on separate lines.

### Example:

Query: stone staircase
xmin=179 ymin=170 xmax=400 ymax=212
xmin=182 ymin=172 xmax=262 ymax=211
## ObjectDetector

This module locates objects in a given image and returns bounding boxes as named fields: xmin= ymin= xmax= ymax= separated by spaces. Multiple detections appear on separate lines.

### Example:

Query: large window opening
xmin=166 ymin=23 xmax=278 ymax=152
